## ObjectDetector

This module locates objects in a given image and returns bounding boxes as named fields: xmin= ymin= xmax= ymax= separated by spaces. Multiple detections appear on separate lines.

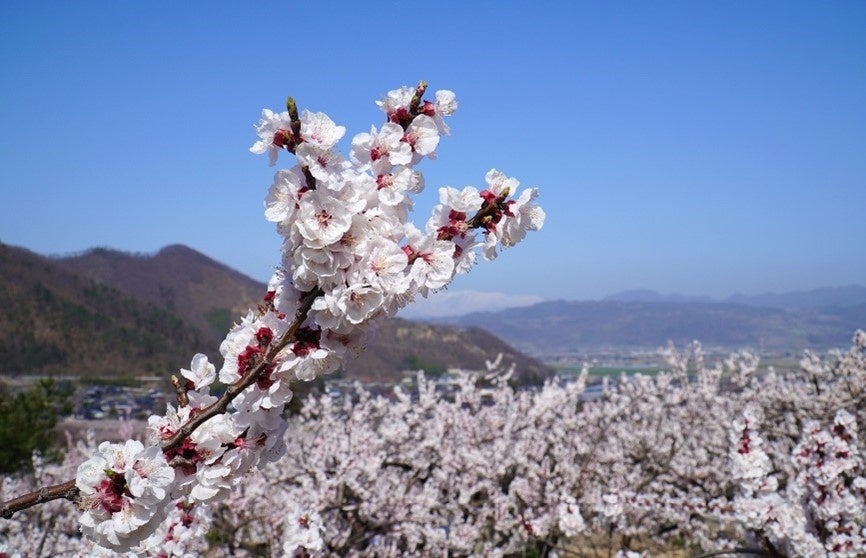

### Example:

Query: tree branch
xmin=0 ymin=479 xmax=78 ymax=519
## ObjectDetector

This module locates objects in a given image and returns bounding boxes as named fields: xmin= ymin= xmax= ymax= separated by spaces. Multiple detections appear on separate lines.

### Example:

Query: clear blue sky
xmin=2 ymin=2 xmax=864 ymax=303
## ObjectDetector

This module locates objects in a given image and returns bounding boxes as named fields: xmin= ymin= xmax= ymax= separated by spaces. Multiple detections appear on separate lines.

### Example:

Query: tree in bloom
xmin=0 ymin=82 xmax=545 ymax=554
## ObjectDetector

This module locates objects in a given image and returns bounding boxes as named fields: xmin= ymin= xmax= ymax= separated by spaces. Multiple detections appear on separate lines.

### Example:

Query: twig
xmin=159 ymin=287 xmax=321 ymax=454
xmin=0 ymin=479 xmax=78 ymax=519
xmin=692 ymin=549 xmax=769 ymax=558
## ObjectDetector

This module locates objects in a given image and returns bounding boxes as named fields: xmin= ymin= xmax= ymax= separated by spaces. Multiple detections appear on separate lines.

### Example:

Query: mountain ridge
xmin=445 ymin=298 xmax=866 ymax=356
xmin=0 ymin=241 xmax=552 ymax=383
xmin=603 ymin=285 xmax=866 ymax=311
xmin=411 ymin=286 xmax=866 ymax=322
xmin=0 ymin=242 xmax=206 ymax=376
xmin=58 ymin=244 xmax=266 ymax=345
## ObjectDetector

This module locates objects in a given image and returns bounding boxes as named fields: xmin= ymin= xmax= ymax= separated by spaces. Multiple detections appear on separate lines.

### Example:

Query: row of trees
xmin=1 ymin=332 xmax=864 ymax=556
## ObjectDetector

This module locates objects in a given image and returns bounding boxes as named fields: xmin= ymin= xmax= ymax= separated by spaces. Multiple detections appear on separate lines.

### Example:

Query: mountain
xmin=348 ymin=318 xmax=551 ymax=385
xmin=59 ymin=245 xmax=265 ymax=346
xmin=603 ymin=289 xmax=716 ymax=304
xmin=0 ymin=243 xmax=205 ymax=377
xmin=448 ymin=299 xmax=866 ymax=355
xmin=727 ymin=285 xmax=866 ymax=311
xmin=605 ymin=286 xmax=866 ymax=311
xmin=0 ymin=242 xmax=553 ymax=383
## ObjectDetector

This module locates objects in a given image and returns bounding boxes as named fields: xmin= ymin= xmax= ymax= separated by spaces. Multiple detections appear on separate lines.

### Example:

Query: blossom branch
xmin=0 ymin=288 xmax=322 ymax=518
xmin=160 ymin=287 xmax=322 ymax=453
xmin=0 ymin=82 xmax=550 ymax=554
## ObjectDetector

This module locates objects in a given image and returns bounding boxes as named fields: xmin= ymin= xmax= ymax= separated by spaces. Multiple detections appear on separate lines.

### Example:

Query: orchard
xmin=1 ymin=84 xmax=863 ymax=558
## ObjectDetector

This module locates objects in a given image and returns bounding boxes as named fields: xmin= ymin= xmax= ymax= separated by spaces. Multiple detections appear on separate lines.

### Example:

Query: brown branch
xmin=301 ymin=165 xmax=317 ymax=191
xmin=286 ymin=96 xmax=301 ymax=144
xmin=408 ymin=80 xmax=428 ymax=117
xmin=466 ymin=190 xmax=510 ymax=231
xmin=692 ymin=549 xmax=770 ymax=558
xmin=1 ymin=479 xmax=78 ymax=519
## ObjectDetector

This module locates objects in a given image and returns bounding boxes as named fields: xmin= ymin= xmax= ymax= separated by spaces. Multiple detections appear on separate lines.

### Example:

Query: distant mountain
xmin=605 ymin=286 xmax=866 ymax=311
xmin=604 ymin=289 xmax=716 ymax=304
xmin=727 ymin=285 xmax=866 ymax=310
xmin=1 ymin=242 xmax=553 ymax=383
xmin=449 ymin=299 xmax=866 ymax=355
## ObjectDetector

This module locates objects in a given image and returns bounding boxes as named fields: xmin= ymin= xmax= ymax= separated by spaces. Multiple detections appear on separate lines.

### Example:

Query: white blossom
xmin=250 ymin=109 xmax=293 ymax=166
xmin=179 ymin=353 xmax=216 ymax=391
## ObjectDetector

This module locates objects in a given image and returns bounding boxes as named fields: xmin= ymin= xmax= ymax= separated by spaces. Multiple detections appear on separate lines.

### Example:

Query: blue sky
xmin=2 ymin=2 xmax=864 ymax=307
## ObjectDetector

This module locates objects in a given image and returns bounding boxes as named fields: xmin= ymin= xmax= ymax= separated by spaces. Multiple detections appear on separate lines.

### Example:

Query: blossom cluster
xmin=0 ymin=432 xmax=212 ymax=557
xmin=38 ymin=83 xmax=543 ymax=552
xmin=75 ymin=440 xmax=175 ymax=550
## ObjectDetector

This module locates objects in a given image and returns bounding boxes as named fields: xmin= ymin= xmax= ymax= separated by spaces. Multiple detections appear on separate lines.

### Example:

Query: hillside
xmin=60 ymin=245 xmax=265 ymax=346
xmin=0 ymin=242 xmax=553 ymax=382
xmin=0 ymin=243 xmax=205 ymax=377
xmin=347 ymin=318 xmax=552 ymax=385
xmin=727 ymin=285 xmax=866 ymax=310
xmin=449 ymin=299 xmax=866 ymax=356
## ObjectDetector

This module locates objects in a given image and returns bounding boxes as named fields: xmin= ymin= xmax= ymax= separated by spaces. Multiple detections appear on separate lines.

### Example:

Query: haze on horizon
xmin=2 ymin=2 xmax=864 ymax=302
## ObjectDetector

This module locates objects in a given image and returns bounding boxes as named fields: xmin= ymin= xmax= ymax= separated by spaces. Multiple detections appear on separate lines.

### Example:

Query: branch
xmin=2 ymin=99 xmax=522 ymax=519
xmin=160 ymin=287 xmax=322 ymax=453
xmin=0 ymin=479 xmax=77 ymax=519
xmin=692 ymin=549 xmax=770 ymax=558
